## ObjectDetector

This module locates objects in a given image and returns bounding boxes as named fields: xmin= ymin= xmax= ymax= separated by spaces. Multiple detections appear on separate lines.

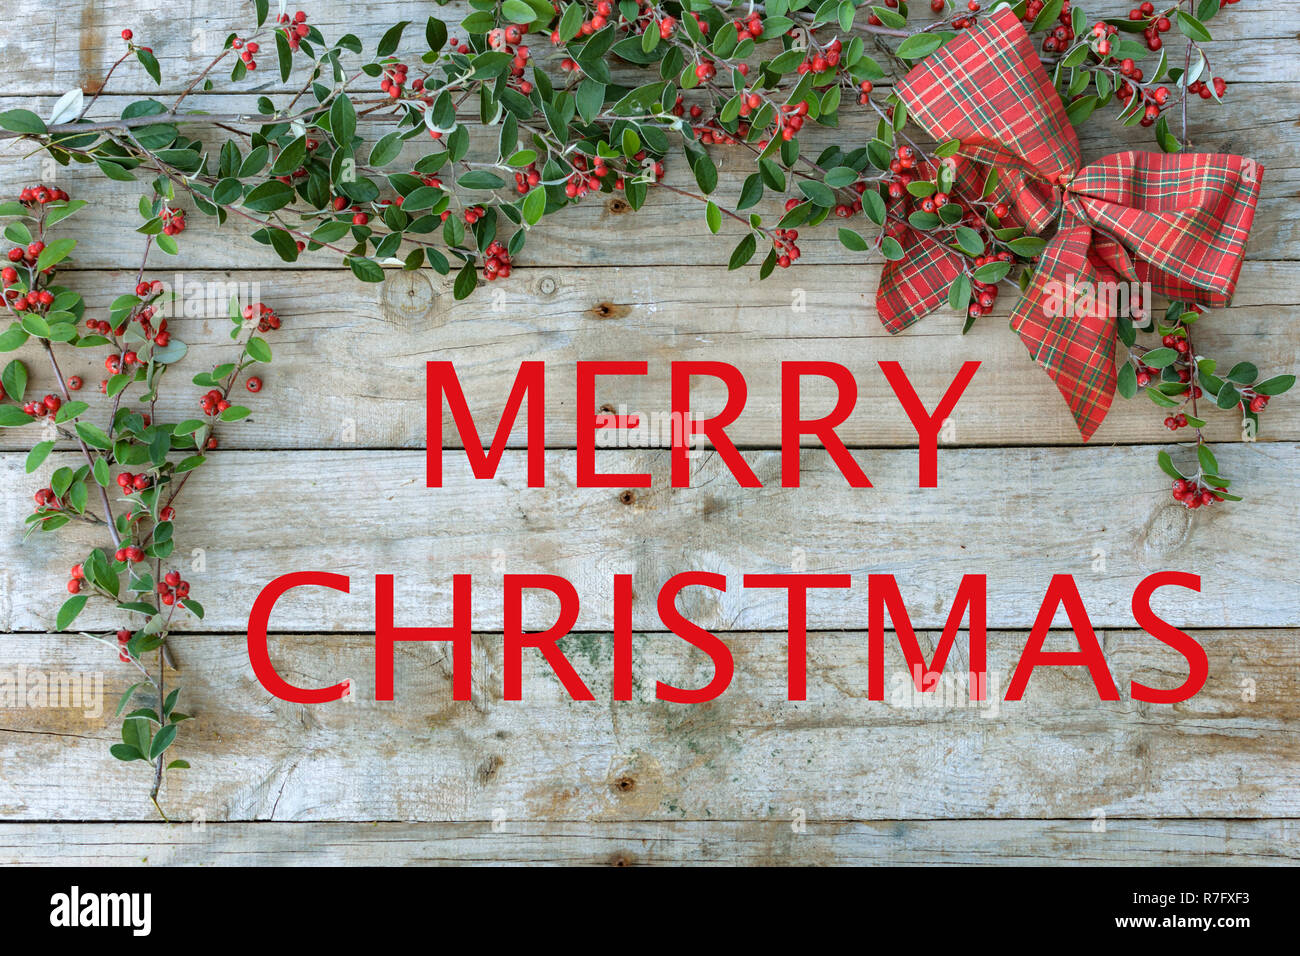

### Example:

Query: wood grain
xmin=3 ymin=0 xmax=1294 ymax=96
xmin=0 ymin=0 xmax=1296 ymax=863
xmin=0 ymin=628 xmax=1295 ymax=821
xmin=3 ymin=445 xmax=1298 ymax=634
xmin=2 ymin=86 xmax=1297 ymax=270
xmin=0 ymin=262 xmax=1296 ymax=452
xmin=2 ymin=819 xmax=1296 ymax=865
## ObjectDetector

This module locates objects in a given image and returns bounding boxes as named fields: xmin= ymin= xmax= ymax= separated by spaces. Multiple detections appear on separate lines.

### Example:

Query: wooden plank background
xmin=0 ymin=0 xmax=1297 ymax=864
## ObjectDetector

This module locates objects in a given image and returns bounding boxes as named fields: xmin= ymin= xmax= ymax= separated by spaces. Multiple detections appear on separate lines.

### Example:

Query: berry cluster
xmin=22 ymin=393 xmax=61 ymax=419
xmin=159 ymin=206 xmax=186 ymax=237
xmin=155 ymin=570 xmax=192 ymax=607
xmin=965 ymin=254 xmax=1013 ymax=320
xmin=793 ymin=36 xmax=843 ymax=76
xmin=481 ymin=240 xmax=513 ymax=281
xmin=242 ymin=301 xmax=282 ymax=333
xmin=1022 ymin=0 xmax=1076 ymax=52
xmin=378 ymin=61 xmax=411 ymax=98
xmin=771 ymin=226 xmax=801 ymax=269
xmin=113 ymin=544 xmax=147 ymax=564
xmin=1123 ymin=2 xmax=1171 ymax=51
xmin=115 ymin=471 xmax=153 ymax=495
xmin=277 ymin=9 xmax=310 ymax=52
xmin=1171 ymin=478 xmax=1222 ymax=509
xmin=232 ymin=36 xmax=261 ymax=72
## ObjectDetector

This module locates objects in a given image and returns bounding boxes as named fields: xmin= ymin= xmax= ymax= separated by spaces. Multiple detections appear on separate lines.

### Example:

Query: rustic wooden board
xmin=6 ymin=0 xmax=1293 ymax=97
xmin=0 ymin=0 xmax=1297 ymax=864
xmin=4 ymin=445 xmax=1298 ymax=633
xmin=0 ymin=628 xmax=1295 ymax=821
xmin=3 ymin=86 xmax=1298 ymax=270
xmin=1 ymin=263 xmax=1297 ymax=452
xmin=2 ymin=819 xmax=1297 ymax=865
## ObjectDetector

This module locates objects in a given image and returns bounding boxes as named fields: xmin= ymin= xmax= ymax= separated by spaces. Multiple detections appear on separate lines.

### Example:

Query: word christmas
xmin=247 ymin=570 xmax=1207 ymax=706
xmin=426 ymin=359 xmax=980 ymax=488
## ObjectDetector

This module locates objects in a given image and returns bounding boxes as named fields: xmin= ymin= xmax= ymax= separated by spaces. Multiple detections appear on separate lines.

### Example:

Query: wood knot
xmin=612 ymin=775 xmax=636 ymax=793
xmin=538 ymin=276 xmax=558 ymax=296
xmin=590 ymin=301 xmax=630 ymax=320
xmin=618 ymin=490 xmax=635 ymax=506
xmin=379 ymin=270 xmax=440 ymax=326
xmin=477 ymin=754 xmax=503 ymax=785
xmin=1137 ymin=501 xmax=1194 ymax=564
xmin=606 ymin=198 xmax=631 ymax=214
xmin=606 ymin=852 xmax=636 ymax=866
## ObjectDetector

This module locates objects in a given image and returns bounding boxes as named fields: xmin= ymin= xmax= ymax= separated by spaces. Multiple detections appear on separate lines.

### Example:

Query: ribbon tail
xmin=876 ymin=232 xmax=967 ymax=333
xmin=1010 ymin=220 xmax=1117 ymax=441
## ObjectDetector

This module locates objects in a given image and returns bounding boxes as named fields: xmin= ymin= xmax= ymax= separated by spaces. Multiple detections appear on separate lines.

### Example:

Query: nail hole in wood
xmin=613 ymin=775 xmax=636 ymax=792
xmin=590 ymin=301 xmax=630 ymax=319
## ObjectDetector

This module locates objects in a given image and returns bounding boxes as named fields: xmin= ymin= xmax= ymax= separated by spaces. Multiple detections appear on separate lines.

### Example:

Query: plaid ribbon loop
xmin=875 ymin=7 xmax=1264 ymax=440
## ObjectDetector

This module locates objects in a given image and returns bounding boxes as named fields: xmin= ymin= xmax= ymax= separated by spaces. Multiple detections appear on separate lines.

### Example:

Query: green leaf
xmin=276 ymin=28 xmax=293 ymax=82
xmin=0 ymin=109 xmax=47 ymax=134
xmin=453 ymin=262 xmax=478 ymax=300
xmin=522 ymin=187 xmax=546 ymax=226
xmin=74 ymin=421 xmax=112 ymax=449
xmin=136 ymin=48 xmax=162 ymax=84
xmin=110 ymin=744 xmax=145 ymax=762
xmin=56 ymin=595 xmax=87 ymax=631
xmin=347 ymin=256 xmax=385 ymax=283
xmin=369 ymin=131 xmax=404 ymax=167
xmin=1 ymin=359 xmax=26 ymax=403
xmin=727 ymin=233 xmax=757 ymax=271
xmin=705 ymin=201 xmax=722 ymax=235
xmin=1197 ymin=444 xmax=1219 ymax=475
xmin=25 ymin=441 xmax=53 ymax=473
xmin=1225 ymin=362 xmax=1257 ymax=384
xmin=245 ymin=337 xmax=273 ymax=364
xmin=377 ymin=20 xmax=411 ymax=57
xmin=457 ymin=170 xmax=506 ymax=190
xmin=1176 ymin=11 xmax=1212 ymax=43
xmin=0 ymin=406 xmax=34 ymax=427
xmin=797 ymin=180 xmax=836 ymax=208
xmin=1117 ymin=362 xmax=1138 ymax=399
xmin=953 ymin=227 xmax=984 ymax=256
xmin=330 ymin=95 xmax=357 ymax=147
xmin=1255 ymin=374 xmax=1295 ymax=396
xmin=896 ymin=34 xmax=945 ymax=59
xmin=149 ymin=723 xmax=179 ymax=760
xmin=1157 ymin=451 xmax=1185 ymax=480
xmin=502 ymin=0 xmax=536 ymax=23
xmin=426 ymin=16 xmax=448 ymax=53
xmin=1142 ymin=347 xmax=1178 ymax=370
xmin=838 ymin=228 xmax=869 ymax=252
xmin=880 ymin=236 xmax=905 ymax=261
xmin=242 ymin=180 xmax=294 ymax=212
xmin=35 ymin=237 xmax=76 ymax=271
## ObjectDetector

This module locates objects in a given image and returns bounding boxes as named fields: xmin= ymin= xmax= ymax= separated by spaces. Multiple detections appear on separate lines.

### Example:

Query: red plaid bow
xmin=876 ymin=7 xmax=1263 ymax=440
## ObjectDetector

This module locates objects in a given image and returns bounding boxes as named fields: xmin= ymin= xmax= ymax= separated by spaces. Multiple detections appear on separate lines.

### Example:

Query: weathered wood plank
xmin=3 ymin=0 xmax=1293 ymax=96
xmin=1 ymin=819 xmax=1296 ymax=865
xmin=3 ymin=445 xmax=1298 ymax=633
xmin=0 ymin=628 xmax=1295 ymax=821
xmin=1 ymin=263 xmax=1296 ymax=452
xmin=1 ymin=82 xmax=1297 ymax=269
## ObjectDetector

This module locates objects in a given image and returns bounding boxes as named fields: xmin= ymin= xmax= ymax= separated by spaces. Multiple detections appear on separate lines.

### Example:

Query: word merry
xmin=427 ymin=360 xmax=980 ymax=489
xmin=246 ymin=570 xmax=1206 ymax=706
